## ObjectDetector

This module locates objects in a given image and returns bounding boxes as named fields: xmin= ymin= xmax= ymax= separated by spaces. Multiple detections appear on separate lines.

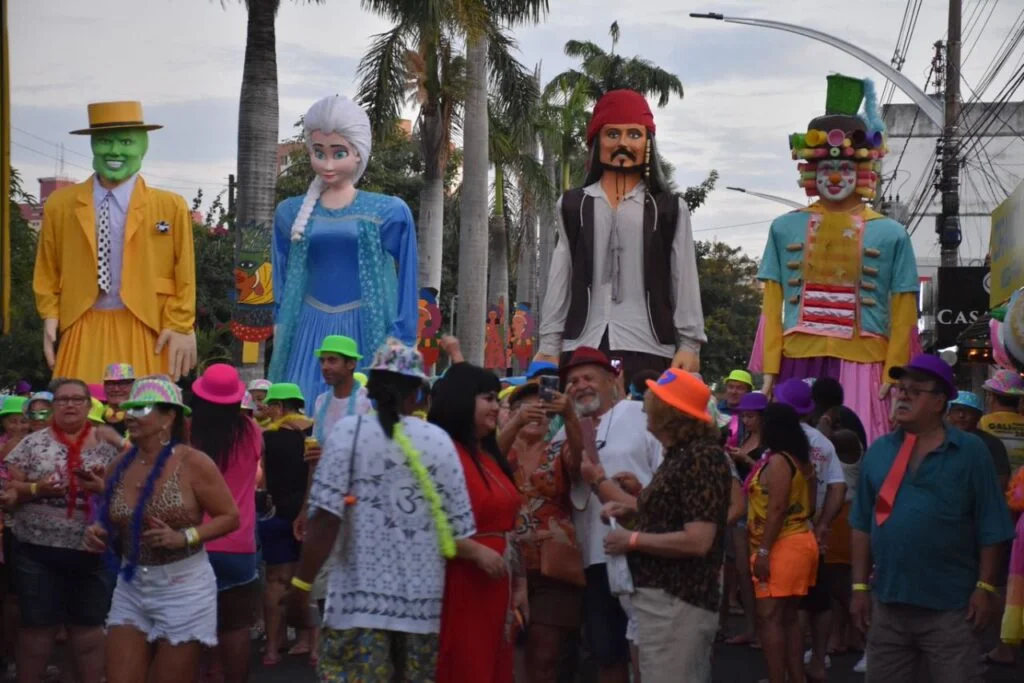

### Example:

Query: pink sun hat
xmin=192 ymin=364 xmax=246 ymax=405
xmin=87 ymin=383 xmax=107 ymax=402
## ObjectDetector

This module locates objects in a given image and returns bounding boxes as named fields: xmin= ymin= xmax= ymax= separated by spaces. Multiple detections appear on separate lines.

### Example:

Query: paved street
xmin=250 ymin=618 xmax=1024 ymax=683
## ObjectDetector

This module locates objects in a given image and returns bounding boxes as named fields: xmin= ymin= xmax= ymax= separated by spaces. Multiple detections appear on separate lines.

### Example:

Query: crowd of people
xmin=0 ymin=335 xmax=1022 ymax=683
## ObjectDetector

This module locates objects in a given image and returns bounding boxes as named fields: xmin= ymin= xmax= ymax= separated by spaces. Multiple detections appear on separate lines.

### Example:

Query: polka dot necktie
xmin=97 ymin=193 xmax=112 ymax=292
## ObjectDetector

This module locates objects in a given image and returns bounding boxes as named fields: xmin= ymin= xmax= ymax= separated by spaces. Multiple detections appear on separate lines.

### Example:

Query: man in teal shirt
xmin=849 ymin=354 xmax=1014 ymax=683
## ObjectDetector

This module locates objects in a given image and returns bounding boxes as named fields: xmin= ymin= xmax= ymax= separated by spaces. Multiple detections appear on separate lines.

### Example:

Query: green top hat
xmin=266 ymin=383 xmax=306 ymax=405
xmin=825 ymin=74 xmax=865 ymax=116
xmin=314 ymin=335 xmax=363 ymax=360
xmin=0 ymin=396 xmax=27 ymax=418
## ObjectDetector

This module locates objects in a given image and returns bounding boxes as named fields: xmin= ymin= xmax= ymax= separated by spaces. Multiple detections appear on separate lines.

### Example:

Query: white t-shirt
xmin=802 ymin=423 xmax=846 ymax=512
xmin=313 ymin=387 xmax=373 ymax=445
xmin=309 ymin=415 xmax=476 ymax=634
xmin=553 ymin=401 xmax=663 ymax=568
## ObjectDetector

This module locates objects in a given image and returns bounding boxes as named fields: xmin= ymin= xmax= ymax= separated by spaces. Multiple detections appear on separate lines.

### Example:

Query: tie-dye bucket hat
xmin=120 ymin=375 xmax=191 ymax=415
xmin=370 ymin=338 xmax=428 ymax=380
xmin=103 ymin=363 xmax=136 ymax=382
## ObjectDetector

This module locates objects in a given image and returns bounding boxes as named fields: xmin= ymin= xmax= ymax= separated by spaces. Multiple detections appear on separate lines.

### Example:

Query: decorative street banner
xmin=936 ymin=266 xmax=990 ymax=348
xmin=417 ymin=288 xmax=442 ymax=376
xmin=990 ymin=179 xmax=1024 ymax=307
xmin=230 ymin=220 xmax=274 ymax=363
xmin=484 ymin=297 xmax=507 ymax=371
xmin=507 ymin=302 xmax=535 ymax=375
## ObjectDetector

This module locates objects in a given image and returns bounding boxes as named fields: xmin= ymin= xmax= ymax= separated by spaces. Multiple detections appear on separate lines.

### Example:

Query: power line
xmin=11 ymin=126 xmax=228 ymax=188
xmin=10 ymin=140 xmax=226 ymax=194
xmin=694 ymin=218 xmax=774 ymax=234
xmin=963 ymin=0 xmax=999 ymax=66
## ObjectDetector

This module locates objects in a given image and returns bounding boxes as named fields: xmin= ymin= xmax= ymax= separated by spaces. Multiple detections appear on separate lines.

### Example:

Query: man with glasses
xmin=849 ymin=354 xmax=1015 ymax=683
xmin=558 ymin=346 xmax=662 ymax=683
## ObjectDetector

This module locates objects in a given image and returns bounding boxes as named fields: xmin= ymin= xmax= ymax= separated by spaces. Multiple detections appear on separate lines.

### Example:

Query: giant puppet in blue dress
xmin=268 ymin=95 xmax=418 ymax=402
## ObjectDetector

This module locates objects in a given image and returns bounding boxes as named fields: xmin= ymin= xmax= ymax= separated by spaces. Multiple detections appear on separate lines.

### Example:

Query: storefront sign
xmin=936 ymin=266 xmax=990 ymax=347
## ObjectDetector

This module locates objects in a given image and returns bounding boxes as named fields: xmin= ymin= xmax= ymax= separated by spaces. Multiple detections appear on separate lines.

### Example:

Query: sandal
xmin=725 ymin=633 xmax=757 ymax=646
xmin=261 ymin=654 xmax=281 ymax=667
xmin=981 ymin=652 xmax=1015 ymax=667
xmin=288 ymin=642 xmax=312 ymax=656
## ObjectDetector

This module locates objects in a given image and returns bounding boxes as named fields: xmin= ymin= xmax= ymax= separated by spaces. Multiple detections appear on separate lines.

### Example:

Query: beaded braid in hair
xmin=267 ymin=176 xmax=324 ymax=382
xmin=100 ymin=441 xmax=178 ymax=581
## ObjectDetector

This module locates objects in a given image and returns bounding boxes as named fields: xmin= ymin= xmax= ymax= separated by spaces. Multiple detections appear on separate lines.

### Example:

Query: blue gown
xmin=271 ymin=190 xmax=418 ymax=404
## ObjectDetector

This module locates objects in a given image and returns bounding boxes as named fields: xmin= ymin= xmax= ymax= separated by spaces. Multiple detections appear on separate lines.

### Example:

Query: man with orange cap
xmin=33 ymin=101 xmax=197 ymax=384
xmin=537 ymin=89 xmax=706 ymax=384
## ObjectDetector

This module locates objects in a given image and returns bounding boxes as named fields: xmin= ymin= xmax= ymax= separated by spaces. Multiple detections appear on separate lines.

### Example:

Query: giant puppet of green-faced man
xmin=33 ymin=101 xmax=197 ymax=384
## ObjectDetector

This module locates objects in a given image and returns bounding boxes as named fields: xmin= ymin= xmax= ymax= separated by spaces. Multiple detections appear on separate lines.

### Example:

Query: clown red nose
xmin=586 ymin=89 xmax=656 ymax=145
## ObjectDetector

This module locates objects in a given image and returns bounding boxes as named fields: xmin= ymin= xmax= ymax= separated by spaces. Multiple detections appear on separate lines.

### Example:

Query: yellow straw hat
xmin=70 ymin=101 xmax=163 ymax=135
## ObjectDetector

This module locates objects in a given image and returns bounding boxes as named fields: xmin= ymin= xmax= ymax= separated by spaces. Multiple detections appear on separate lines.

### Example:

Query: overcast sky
xmin=9 ymin=0 xmax=1022 ymax=261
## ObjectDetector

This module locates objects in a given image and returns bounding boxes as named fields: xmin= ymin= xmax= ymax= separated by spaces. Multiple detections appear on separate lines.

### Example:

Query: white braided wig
xmin=290 ymin=95 xmax=373 ymax=242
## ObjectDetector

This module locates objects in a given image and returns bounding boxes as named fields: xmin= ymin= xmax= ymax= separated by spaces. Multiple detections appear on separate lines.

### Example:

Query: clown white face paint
xmin=309 ymin=130 xmax=361 ymax=190
xmin=815 ymin=159 xmax=858 ymax=201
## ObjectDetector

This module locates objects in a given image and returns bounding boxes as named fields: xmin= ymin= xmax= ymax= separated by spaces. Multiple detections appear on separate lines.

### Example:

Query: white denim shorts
xmin=106 ymin=550 xmax=218 ymax=647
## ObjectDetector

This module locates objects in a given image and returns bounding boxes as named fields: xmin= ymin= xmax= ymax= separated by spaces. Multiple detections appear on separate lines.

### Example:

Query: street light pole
xmin=689 ymin=13 xmax=945 ymax=128
xmin=726 ymin=186 xmax=805 ymax=210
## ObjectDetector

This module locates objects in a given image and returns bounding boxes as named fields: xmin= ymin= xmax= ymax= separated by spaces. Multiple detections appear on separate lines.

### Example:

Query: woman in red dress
xmin=430 ymin=363 xmax=523 ymax=683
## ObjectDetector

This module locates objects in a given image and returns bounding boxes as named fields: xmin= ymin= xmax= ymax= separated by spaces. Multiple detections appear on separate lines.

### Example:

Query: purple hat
xmin=888 ymin=353 xmax=956 ymax=397
xmin=14 ymin=380 xmax=31 ymax=395
xmin=736 ymin=391 xmax=768 ymax=412
xmin=773 ymin=379 xmax=814 ymax=416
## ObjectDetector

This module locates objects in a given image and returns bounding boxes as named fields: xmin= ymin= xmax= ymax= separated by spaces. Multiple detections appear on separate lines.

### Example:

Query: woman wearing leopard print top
xmin=83 ymin=377 xmax=238 ymax=683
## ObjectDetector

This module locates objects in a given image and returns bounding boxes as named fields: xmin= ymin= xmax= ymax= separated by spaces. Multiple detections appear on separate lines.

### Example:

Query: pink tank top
xmin=205 ymin=418 xmax=263 ymax=554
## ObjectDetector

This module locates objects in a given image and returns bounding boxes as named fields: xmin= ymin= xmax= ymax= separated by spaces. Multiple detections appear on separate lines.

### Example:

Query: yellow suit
xmin=33 ymin=175 xmax=195 ymax=384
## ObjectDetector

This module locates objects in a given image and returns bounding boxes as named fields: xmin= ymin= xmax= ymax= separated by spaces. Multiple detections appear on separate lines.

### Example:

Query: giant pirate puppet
xmin=33 ymin=102 xmax=197 ymax=384
xmin=537 ymin=89 xmax=706 ymax=382
xmin=750 ymin=75 xmax=920 ymax=443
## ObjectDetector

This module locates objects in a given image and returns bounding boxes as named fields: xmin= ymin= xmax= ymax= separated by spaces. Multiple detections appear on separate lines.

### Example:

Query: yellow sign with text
xmin=990 ymin=179 xmax=1024 ymax=307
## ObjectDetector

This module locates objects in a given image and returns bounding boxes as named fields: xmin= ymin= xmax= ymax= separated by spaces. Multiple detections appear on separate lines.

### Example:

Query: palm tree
xmin=229 ymin=0 xmax=323 ymax=382
xmin=549 ymin=21 xmax=684 ymax=107
xmin=455 ymin=0 xmax=548 ymax=364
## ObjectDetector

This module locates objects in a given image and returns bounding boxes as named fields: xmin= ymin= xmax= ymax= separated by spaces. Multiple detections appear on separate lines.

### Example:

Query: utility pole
xmin=938 ymin=0 xmax=962 ymax=267
xmin=227 ymin=173 xmax=236 ymax=216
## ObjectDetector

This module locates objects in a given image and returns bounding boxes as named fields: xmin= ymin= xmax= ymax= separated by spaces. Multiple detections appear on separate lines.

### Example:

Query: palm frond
xmin=485 ymin=0 xmax=548 ymax=25
xmin=486 ymin=25 xmax=539 ymax=132
xmin=356 ymin=24 xmax=414 ymax=141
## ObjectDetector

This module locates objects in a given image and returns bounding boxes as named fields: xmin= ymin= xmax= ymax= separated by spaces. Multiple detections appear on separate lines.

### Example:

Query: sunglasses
xmin=125 ymin=405 xmax=155 ymax=418
xmin=28 ymin=410 xmax=52 ymax=421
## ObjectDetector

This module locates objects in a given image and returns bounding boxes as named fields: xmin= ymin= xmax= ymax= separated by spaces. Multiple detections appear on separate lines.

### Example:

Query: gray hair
xmin=303 ymin=95 xmax=372 ymax=183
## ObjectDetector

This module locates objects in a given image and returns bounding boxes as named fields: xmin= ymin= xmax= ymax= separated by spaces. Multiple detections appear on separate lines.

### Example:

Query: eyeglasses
xmin=125 ymin=405 xmax=155 ymax=419
xmin=28 ymin=410 xmax=52 ymax=421
xmin=53 ymin=396 xmax=88 ymax=406
xmin=894 ymin=384 xmax=944 ymax=400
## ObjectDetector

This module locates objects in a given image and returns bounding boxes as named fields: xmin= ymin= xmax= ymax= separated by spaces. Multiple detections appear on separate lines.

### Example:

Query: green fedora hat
xmin=314 ymin=335 xmax=363 ymax=360
xmin=0 ymin=396 xmax=27 ymax=418
xmin=265 ymin=382 xmax=306 ymax=406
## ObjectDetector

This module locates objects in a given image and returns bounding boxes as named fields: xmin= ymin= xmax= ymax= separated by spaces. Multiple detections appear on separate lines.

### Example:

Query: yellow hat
xmin=70 ymin=101 xmax=163 ymax=135
xmin=87 ymin=398 xmax=106 ymax=424
xmin=725 ymin=369 xmax=754 ymax=388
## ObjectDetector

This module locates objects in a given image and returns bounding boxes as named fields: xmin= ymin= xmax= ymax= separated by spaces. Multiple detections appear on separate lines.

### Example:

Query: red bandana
xmin=586 ymin=89 xmax=656 ymax=145
xmin=51 ymin=423 xmax=93 ymax=518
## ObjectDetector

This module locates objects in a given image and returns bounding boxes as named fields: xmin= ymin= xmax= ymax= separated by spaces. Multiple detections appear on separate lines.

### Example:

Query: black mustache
xmin=612 ymin=147 xmax=636 ymax=162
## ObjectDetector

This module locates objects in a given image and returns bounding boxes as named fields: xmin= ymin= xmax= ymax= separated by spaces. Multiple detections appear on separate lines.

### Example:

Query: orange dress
xmin=437 ymin=444 xmax=520 ymax=683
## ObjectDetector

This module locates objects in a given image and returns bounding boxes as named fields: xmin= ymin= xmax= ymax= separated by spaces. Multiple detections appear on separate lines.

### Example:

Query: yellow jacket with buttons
xmin=33 ymin=175 xmax=196 ymax=335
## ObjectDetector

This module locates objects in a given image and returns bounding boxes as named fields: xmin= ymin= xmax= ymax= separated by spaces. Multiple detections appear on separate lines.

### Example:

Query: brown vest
xmin=558 ymin=188 xmax=678 ymax=345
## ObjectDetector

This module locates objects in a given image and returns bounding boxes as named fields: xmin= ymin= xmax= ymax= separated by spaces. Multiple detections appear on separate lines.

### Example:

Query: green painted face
xmin=90 ymin=129 xmax=148 ymax=183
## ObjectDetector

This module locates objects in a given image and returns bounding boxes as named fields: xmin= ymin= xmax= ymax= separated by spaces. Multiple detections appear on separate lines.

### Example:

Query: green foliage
xmin=0 ymin=175 xmax=47 ymax=389
xmin=694 ymin=240 xmax=762 ymax=386
xmin=683 ymin=169 xmax=718 ymax=213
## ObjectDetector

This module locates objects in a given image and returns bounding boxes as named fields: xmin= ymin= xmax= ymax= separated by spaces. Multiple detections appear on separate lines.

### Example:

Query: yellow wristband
xmin=29 ymin=483 xmax=38 ymax=496
xmin=291 ymin=577 xmax=312 ymax=592
xmin=977 ymin=581 xmax=999 ymax=595
xmin=852 ymin=583 xmax=871 ymax=592
xmin=184 ymin=527 xmax=201 ymax=548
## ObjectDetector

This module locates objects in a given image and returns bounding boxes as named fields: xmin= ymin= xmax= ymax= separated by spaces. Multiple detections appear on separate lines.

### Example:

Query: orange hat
xmin=645 ymin=369 xmax=712 ymax=423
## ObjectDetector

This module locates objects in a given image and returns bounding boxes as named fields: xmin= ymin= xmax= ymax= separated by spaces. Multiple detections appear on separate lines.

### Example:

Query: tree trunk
xmin=537 ymin=139 xmax=558 ymax=325
xmin=233 ymin=0 xmax=279 ymax=382
xmin=488 ymin=167 xmax=509 ymax=331
xmin=455 ymin=33 xmax=490 ymax=365
xmin=417 ymin=108 xmax=446 ymax=294
xmin=516 ymin=138 xmax=538 ymax=309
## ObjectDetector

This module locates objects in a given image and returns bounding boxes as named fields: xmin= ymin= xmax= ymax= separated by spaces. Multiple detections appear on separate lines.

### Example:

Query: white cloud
xmin=9 ymin=0 xmax=1021 ymax=262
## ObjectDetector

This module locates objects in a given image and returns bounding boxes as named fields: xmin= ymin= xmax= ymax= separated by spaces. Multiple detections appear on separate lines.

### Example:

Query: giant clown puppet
xmin=268 ymin=95 xmax=417 ymax=403
xmin=750 ymin=75 xmax=920 ymax=443
xmin=537 ymin=89 xmax=706 ymax=382
xmin=33 ymin=101 xmax=197 ymax=384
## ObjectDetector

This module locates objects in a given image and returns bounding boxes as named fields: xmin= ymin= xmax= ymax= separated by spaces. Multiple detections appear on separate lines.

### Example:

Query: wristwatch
xmin=757 ymin=547 xmax=770 ymax=558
